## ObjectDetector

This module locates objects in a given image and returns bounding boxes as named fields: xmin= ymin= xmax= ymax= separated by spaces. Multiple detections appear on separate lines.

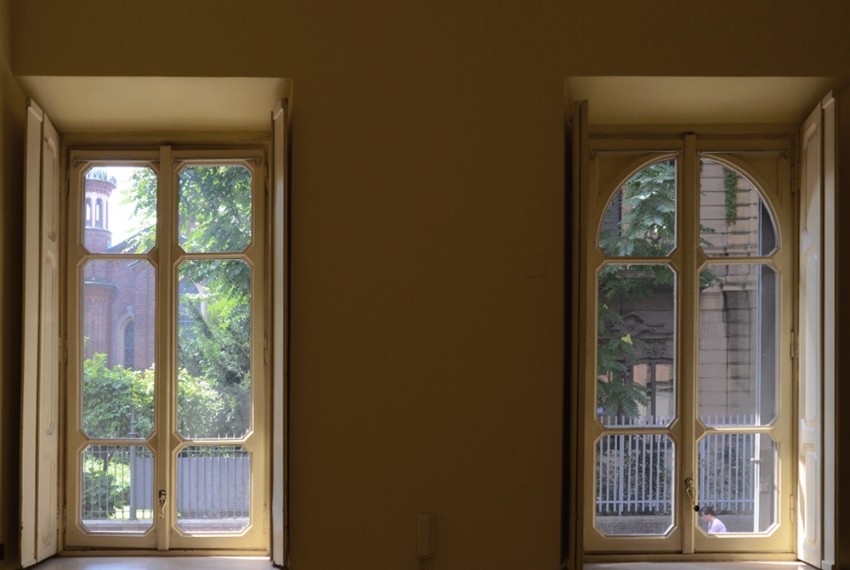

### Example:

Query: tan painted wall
xmin=3 ymin=1 xmax=850 ymax=569
xmin=0 ymin=1 xmax=27 ymax=568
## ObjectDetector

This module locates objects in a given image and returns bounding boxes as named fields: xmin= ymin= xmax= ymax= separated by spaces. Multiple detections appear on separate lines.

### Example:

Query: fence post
xmin=129 ymin=408 xmax=137 ymax=521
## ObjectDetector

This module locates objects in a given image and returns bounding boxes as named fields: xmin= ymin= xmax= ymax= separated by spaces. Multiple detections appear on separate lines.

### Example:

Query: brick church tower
xmin=81 ymin=171 xmax=155 ymax=371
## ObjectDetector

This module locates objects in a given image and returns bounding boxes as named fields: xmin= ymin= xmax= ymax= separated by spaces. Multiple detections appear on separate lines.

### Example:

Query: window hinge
xmin=790 ymin=330 xmax=798 ymax=359
xmin=790 ymin=494 xmax=796 ymax=523
xmin=790 ymin=163 xmax=797 ymax=195
xmin=60 ymin=337 xmax=68 ymax=364
xmin=263 ymin=335 xmax=269 ymax=365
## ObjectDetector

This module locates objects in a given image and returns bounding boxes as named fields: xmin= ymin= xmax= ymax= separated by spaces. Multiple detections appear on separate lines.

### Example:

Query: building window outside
xmin=121 ymin=318 xmax=135 ymax=370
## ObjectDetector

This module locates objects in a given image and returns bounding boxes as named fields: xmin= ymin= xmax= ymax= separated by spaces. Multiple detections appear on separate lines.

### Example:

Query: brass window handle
xmin=158 ymin=489 xmax=167 ymax=519
xmin=685 ymin=477 xmax=699 ymax=512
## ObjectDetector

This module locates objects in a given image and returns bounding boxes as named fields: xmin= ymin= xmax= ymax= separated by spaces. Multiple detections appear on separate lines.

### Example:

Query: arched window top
xmin=597 ymin=156 xmax=778 ymax=259
xmin=120 ymin=317 xmax=136 ymax=370
xmin=698 ymin=157 xmax=777 ymax=257
xmin=598 ymin=158 xmax=677 ymax=258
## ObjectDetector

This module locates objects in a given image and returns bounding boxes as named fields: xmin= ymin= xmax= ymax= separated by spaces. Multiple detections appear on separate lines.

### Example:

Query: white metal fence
xmin=82 ymin=445 xmax=250 ymax=522
xmin=596 ymin=415 xmax=759 ymax=515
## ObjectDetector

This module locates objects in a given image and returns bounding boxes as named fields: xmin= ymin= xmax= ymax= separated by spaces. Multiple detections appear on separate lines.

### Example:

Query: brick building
xmin=81 ymin=173 xmax=155 ymax=371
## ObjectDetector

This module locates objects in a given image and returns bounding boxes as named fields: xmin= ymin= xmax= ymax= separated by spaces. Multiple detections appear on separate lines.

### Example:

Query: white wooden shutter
xmin=820 ymin=92 xmax=836 ymax=570
xmin=20 ymin=100 xmax=62 ymax=567
xmin=271 ymin=99 xmax=289 ymax=568
xmin=798 ymin=92 xmax=835 ymax=569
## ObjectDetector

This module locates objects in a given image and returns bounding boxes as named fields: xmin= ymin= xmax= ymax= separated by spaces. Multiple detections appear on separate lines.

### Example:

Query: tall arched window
xmin=120 ymin=318 xmax=135 ymax=370
xmin=85 ymin=198 xmax=92 ymax=227
xmin=579 ymin=134 xmax=794 ymax=556
xmin=95 ymin=198 xmax=103 ymax=228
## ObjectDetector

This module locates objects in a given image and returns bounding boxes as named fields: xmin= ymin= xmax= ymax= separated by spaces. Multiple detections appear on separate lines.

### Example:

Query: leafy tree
xmin=176 ymin=165 xmax=252 ymax=253
xmin=83 ymin=353 xmax=154 ymax=439
xmin=124 ymin=165 xmax=254 ymax=439
xmin=596 ymin=161 xmax=724 ymax=421
xmin=599 ymin=162 xmax=676 ymax=258
xmin=82 ymin=355 xmax=241 ymax=441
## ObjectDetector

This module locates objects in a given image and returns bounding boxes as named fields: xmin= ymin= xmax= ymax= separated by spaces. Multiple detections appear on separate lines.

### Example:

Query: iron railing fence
xmin=596 ymin=414 xmax=760 ymax=516
xmin=81 ymin=445 xmax=250 ymax=522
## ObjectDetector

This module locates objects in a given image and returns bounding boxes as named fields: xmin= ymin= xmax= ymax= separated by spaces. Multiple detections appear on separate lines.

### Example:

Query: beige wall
xmin=0 ymin=0 xmax=27 ymax=568
xmin=3 ymin=1 xmax=850 ymax=569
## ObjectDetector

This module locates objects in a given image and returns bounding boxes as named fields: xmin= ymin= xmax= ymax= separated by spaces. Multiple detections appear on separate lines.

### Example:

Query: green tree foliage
xmin=83 ymin=353 xmax=154 ymax=439
xmin=82 ymin=356 xmax=237 ymax=518
xmin=599 ymin=162 xmax=676 ymax=258
xmin=177 ymin=165 xmax=252 ymax=253
xmin=724 ymin=167 xmax=740 ymax=225
xmin=596 ymin=161 xmax=721 ymax=420
xmin=81 ymin=164 xmax=256 ymax=518
xmin=178 ymin=275 xmax=251 ymax=438
xmin=596 ymin=163 xmax=675 ymax=420
xmin=82 ymin=355 xmax=240 ymax=441
xmin=123 ymin=165 xmax=254 ymax=439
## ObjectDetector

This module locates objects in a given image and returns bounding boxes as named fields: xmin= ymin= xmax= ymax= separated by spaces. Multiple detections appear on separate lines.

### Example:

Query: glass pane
xmin=82 ymin=259 xmax=155 ymax=439
xmin=82 ymin=166 xmax=157 ymax=254
xmin=699 ymin=265 xmax=777 ymax=427
xmin=698 ymin=434 xmax=777 ymax=533
xmin=599 ymin=159 xmax=676 ymax=257
xmin=595 ymin=434 xmax=674 ymax=536
xmin=81 ymin=445 xmax=153 ymax=533
xmin=699 ymin=158 xmax=777 ymax=257
xmin=597 ymin=264 xmax=676 ymax=427
xmin=177 ymin=446 xmax=250 ymax=533
xmin=178 ymin=165 xmax=252 ymax=253
xmin=177 ymin=259 xmax=252 ymax=439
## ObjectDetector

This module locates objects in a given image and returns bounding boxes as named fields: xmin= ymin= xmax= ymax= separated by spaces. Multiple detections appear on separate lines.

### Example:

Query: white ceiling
xmin=566 ymin=76 xmax=838 ymax=125
xmin=17 ymin=76 xmax=291 ymax=133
